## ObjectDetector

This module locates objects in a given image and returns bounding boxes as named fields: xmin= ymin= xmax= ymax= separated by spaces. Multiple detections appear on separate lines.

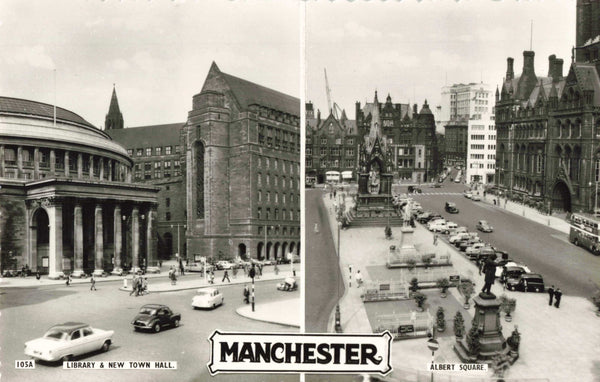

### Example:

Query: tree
xmin=422 ymin=256 xmax=432 ymax=269
xmin=453 ymin=311 xmax=465 ymax=339
xmin=436 ymin=278 xmax=451 ymax=297
xmin=406 ymin=258 xmax=416 ymax=272
xmin=436 ymin=306 xmax=446 ymax=332
xmin=409 ymin=277 xmax=419 ymax=293
xmin=413 ymin=292 xmax=427 ymax=312
xmin=466 ymin=324 xmax=481 ymax=356
xmin=459 ymin=281 xmax=475 ymax=309
xmin=500 ymin=294 xmax=517 ymax=321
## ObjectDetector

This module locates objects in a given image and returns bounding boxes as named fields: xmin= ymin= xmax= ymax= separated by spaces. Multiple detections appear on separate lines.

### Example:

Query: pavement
xmin=321 ymin=189 xmax=600 ymax=382
xmin=0 ymin=260 xmax=301 ymax=329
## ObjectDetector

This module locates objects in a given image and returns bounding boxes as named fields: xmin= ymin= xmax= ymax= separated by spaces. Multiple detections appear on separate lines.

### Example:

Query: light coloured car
xmin=427 ymin=218 xmax=446 ymax=229
xmin=465 ymin=242 xmax=486 ymax=257
xmin=476 ymin=220 xmax=494 ymax=233
xmin=496 ymin=262 xmax=532 ymax=278
xmin=216 ymin=261 xmax=233 ymax=270
xmin=184 ymin=262 xmax=205 ymax=272
xmin=428 ymin=221 xmax=448 ymax=233
xmin=24 ymin=322 xmax=113 ymax=362
xmin=463 ymin=191 xmax=472 ymax=199
xmin=445 ymin=222 xmax=458 ymax=232
xmin=449 ymin=232 xmax=470 ymax=244
xmin=471 ymin=194 xmax=482 ymax=201
xmin=192 ymin=287 xmax=224 ymax=309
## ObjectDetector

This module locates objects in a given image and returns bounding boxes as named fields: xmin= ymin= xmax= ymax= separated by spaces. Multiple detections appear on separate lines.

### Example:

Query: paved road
xmin=305 ymin=189 xmax=345 ymax=332
xmin=408 ymin=181 xmax=600 ymax=297
xmin=0 ymin=278 xmax=298 ymax=382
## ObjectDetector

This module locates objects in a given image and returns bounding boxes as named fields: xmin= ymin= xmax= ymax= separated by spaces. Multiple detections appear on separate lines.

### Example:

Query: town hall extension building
xmin=0 ymin=97 xmax=159 ymax=278
xmin=495 ymin=0 xmax=600 ymax=213
xmin=183 ymin=62 xmax=300 ymax=262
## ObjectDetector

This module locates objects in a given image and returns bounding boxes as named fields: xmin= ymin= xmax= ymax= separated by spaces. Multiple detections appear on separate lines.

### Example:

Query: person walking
xmin=243 ymin=285 xmax=250 ymax=304
xmin=141 ymin=277 xmax=148 ymax=295
xmin=90 ymin=275 xmax=97 ymax=291
xmin=130 ymin=275 xmax=138 ymax=296
xmin=179 ymin=259 xmax=185 ymax=276
xmin=433 ymin=234 xmax=438 ymax=246
xmin=65 ymin=274 xmax=71 ymax=287
xmin=355 ymin=270 xmax=363 ymax=287
xmin=209 ymin=271 xmax=215 ymax=284
xmin=554 ymin=288 xmax=562 ymax=308
xmin=35 ymin=271 xmax=41 ymax=281
xmin=548 ymin=285 xmax=555 ymax=306
xmin=274 ymin=264 xmax=279 ymax=275
xmin=222 ymin=269 xmax=231 ymax=283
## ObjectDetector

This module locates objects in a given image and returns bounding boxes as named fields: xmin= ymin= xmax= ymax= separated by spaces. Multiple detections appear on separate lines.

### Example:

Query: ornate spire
xmin=105 ymin=84 xmax=124 ymax=130
xmin=369 ymin=90 xmax=381 ymax=138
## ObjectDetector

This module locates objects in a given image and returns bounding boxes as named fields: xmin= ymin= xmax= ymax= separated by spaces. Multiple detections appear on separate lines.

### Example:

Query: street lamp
xmin=170 ymin=223 xmax=187 ymax=259
xmin=334 ymin=219 xmax=342 ymax=333
xmin=427 ymin=332 xmax=439 ymax=382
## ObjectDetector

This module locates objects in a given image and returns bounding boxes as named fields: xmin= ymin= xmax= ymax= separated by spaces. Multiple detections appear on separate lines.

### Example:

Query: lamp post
xmin=170 ymin=223 xmax=187 ymax=259
xmin=427 ymin=335 xmax=439 ymax=382
xmin=335 ymin=220 xmax=343 ymax=333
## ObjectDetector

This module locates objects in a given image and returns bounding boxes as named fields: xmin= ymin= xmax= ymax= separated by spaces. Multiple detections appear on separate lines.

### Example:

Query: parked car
xmin=184 ymin=262 xmax=205 ymax=273
xmin=465 ymin=242 xmax=487 ymax=259
xmin=449 ymin=232 xmax=470 ymax=244
xmin=506 ymin=273 xmax=545 ymax=292
xmin=448 ymin=226 xmax=468 ymax=237
xmin=215 ymin=261 xmax=233 ymax=270
xmin=24 ymin=322 xmax=113 ymax=362
xmin=131 ymin=304 xmax=181 ymax=333
xmin=445 ymin=221 xmax=458 ymax=233
xmin=496 ymin=262 xmax=531 ymax=278
xmin=459 ymin=238 xmax=482 ymax=252
xmin=445 ymin=202 xmax=459 ymax=214
xmin=476 ymin=220 xmax=494 ymax=233
xmin=463 ymin=191 xmax=472 ymax=199
xmin=502 ymin=266 xmax=528 ymax=284
xmin=260 ymin=259 xmax=277 ymax=266
xmin=416 ymin=212 xmax=432 ymax=223
xmin=192 ymin=287 xmax=224 ymax=309
xmin=471 ymin=194 xmax=482 ymax=201
xmin=476 ymin=247 xmax=497 ymax=262
xmin=428 ymin=220 xmax=448 ymax=233
xmin=408 ymin=186 xmax=422 ymax=194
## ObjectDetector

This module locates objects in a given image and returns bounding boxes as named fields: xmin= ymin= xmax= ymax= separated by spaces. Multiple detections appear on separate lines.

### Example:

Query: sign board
xmin=427 ymin=339 xmax=439 ymax=352
xmin=398 ymin=325 xmax=414 ymax=334
xmin=379 ymin=283 xmax=390 ymax=291
xmin=449 ymin=275 xmax=460 ymax=282
xmin=42 ymin=257 xmax=49 ymax=267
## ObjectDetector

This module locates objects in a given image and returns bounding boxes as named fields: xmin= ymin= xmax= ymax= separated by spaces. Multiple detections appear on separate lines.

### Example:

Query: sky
xmin=306 ymin=0 xmax=576 ymax=119
xmin=0 ymin=0 xmax=300 ymax=128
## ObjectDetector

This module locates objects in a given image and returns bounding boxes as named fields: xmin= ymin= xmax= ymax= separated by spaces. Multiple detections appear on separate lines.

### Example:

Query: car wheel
xmin=133 ymin=327 xmax=139 ymax=332
xmin=61 ymin=354 xmax=72 ymax=362
xmin=508 ymin=286 xmax=514 ymax=291
xmin=101 ymin=341 xmax=110 ymax=352
xmin=574 ymin=238 xmax=579 ymax=246
xmin=213 ymin=303 xmax=216 ymax=308
xmin=173 ymin=319 xmax=180 ymax=328
xmin=535 ymin=287 xmax=540 ymax=292
xmin=153 ymin=322 xmax=161 ymax=333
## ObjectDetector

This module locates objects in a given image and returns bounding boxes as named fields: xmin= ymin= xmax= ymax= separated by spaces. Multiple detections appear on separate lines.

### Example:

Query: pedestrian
xmin=258 ymin=263 xmax=263 ymax=277
xmin=158 ymin=259 xmax=163 ymax=269
xmin=209 ymin=271 xmax=215 ymax=284
xmin=500 ymin=266 xmax=507 ymax=290
xmin=274 ymin=264 xmax=279 ymax=275
xmin=142 ymin=277 xmax=148 ymax=295
xmin=179 ymin=259 xmax=185 ymax=276
xmin=243 ymin=284 xmax=250 ymax=304
xmin=90 ymin=275 xmax=97 ymax=291
xmin=35 ymin=271 xmax=41 ymax=281
xmin=65 ymin=274 xmax=71 ymax=287
xmin=355 ymin=270 xmax=363 ymax=287
xmin=554 ymin=288 xmax=562 ymax=308
xmin=548 ymin=285 xmax=555 ymax=306
xmin=433 ymin=234 xmax=438 ymax=246
xmin=333 ymin=190 xmax=337 ymax=198
xmin=222 ymin=269 xmax=231 ymax=283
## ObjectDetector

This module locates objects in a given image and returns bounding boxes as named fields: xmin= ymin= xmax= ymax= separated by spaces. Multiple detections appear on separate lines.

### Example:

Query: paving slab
xmin=236 ymin=297 xmax=300 ymax=328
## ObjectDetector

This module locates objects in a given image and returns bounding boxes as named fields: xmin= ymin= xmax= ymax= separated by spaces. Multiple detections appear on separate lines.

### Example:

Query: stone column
xmin=112 ymin=205 xmax=123 ymax=274
xmin=64 ymin=151 xmax=69 ymax=177
xmin=0 ymin=145 xmax=4 ymax=177
xmin=93 ymin=204 xmax=104 ymax=276
xmin=77 ymin=153 xmax=83 ymax=178
xmin=89 ymin=155 xmax=95 ymax=179
xmin=50 ymin=149 xmax=56 ymax=176
xmin=73 ymin=203 xmax=84 ymax=274
xmin=34 ymin=148 xmax=40 ymax=179
xmin=108 ymin=160 xmax=113 ymax=182
xmin=132 ymin=206 xmax=140 ymax=273
xmin=126 ymin=167 xmax=132 ymax=183
xmin=146 ymin=207 xmax=157 ymax=268
xmin=17 ymin=146 xmax=23 ymax=178
xmin=99 ymin=158 xmax=104 ymax=180
xmin=47 ymin=199 xmax=64 ymax=279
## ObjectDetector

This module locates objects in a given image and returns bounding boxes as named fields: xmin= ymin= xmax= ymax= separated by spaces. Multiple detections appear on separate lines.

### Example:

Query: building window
xmin=266 ymin=208 xmax=271 ymax=220
xmin=320 ymin=147 xmax=327 ymax=155
xmin=155 ymin=147 xmax=162 ymax=155
xmin=275 ymin=193 xmax=279 ymax=203
xmin=154 ymin=161 xmax=162 ymax=169
xmin=166 ymin=212 xmax=171 ymax=221
xmin=258 ymin=191 xmax=262 ymax=203
xmin=321 ymin=138 xmax=327 ymax=145
xmin=175 ymin=145 xmax=181 ymax=154
xmin=166 ymin=197 xmax=171 ymax=207
xmin=136 ymin=149 xmax=143 ymax=156
xmin=165 ymin=146 xmax=172 ymax=155
xmin=154 ymin=169 xmax=161 ymax=178
xmin=346 ymin=148 xmax=354 ymax=156
xmin=258 ymin=173 xmax=262 ymax=186
xmin=127 ymin=149 xmax=133 ymax=156
xmin=257 ymin=207 xmax=262 ymax=219
xmin=306 ymin=147 xmax=312 ymax=155
xmin=267 ymin=191 xmax=271 ymax=202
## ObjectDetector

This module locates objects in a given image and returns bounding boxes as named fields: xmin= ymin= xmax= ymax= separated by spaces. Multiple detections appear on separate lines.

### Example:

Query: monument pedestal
xmin=387 ymin=227 xmax=419 ymax=267
xmin=454 ymin=293 xmax=514 ymax=363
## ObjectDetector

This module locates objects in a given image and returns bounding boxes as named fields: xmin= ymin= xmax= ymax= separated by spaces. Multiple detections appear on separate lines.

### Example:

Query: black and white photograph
xmin=304 ymin=1 xmax=600 ymax=382
xmin=0 ymin=1 xmax=301 ymax=381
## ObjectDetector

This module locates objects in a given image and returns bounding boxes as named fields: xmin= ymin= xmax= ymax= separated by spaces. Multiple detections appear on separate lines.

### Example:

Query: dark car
xmin=416 ymin=212 xmax=432 ymax=223
xmin=476 ymin=247 xmax=497 ymax=262
xmin=445 ymin=202 xmax=459 ymax=214
xmin=132 ymin=304 xmax=181 ymax=333
xmin=506 ymin=273 xmax=545 ymax=292
xmin=459 ymin=238 xmax=481 ymax=252
xmin=502 ymin=266 xmax=527 ymax=283
xmin=408 ymin=186 xmax=422 ymax=194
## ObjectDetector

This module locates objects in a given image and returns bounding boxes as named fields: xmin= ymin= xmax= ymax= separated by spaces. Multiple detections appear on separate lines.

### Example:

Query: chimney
xmin=413 ymin=103 xmax=418 ymax=115
xmin=547 ymin=55 xmax=556 ymax=77
xmin=523 ymin=51 xmax=535 ymax=76
xmin=553 ymin=58 xmax=564 ymax=83
xmin=506 ymin=57 xmax=514 ymax=81
xmin=317 ymin=109 xmax=321 ymax=125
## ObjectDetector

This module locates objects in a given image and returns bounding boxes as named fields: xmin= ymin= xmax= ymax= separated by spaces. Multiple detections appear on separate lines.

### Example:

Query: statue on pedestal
xmin=480 ymin=254 xmax=497 ymax=298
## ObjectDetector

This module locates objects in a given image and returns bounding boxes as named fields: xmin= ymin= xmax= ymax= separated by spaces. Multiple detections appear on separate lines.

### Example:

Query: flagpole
xmin=53 ymin=69 xmax=56 ymax=127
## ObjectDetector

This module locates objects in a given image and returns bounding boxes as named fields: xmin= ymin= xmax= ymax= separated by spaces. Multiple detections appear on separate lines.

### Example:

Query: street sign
xmin=449 ymin=275 xmax=460 ymax=282
xmin=398 ymin=324 xmax=414 ymax=334
xmin=427 ymin=338 xmax=439 ymax=352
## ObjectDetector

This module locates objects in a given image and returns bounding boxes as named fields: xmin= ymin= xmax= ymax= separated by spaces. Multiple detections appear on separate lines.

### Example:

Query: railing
xmin=374 ymin=310 xmax=433 ymax=340
xmin=398 ymin=268 xmax=461 ymax=285
xmin=362 ymin=280 xmax=410 ymax=302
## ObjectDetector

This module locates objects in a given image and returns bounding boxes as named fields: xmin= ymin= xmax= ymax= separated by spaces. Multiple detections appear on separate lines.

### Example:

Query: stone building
xmin=183 ymin=62 xmax=300 ymax=262
xmin=495 ymin=0 xmax=600 ymax=213
xmin=305 ymin=102 xmax=358 ymax=183
xmin=0 ymin=97 xmax=158 ymax=277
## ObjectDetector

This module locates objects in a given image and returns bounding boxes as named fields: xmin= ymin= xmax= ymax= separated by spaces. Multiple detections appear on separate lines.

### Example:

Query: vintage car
xmin=445 ymin=202 xmax=459 ymax=214
xmin=131 ymin=304 xmax=181 ymax=332
xmin=277 ymin=277 xmax=298 ymax=291
xmin=463 ymin=191 xmax=472 ymax=199
xmin=476 ymin=220 xmax=494 ymax=233
xmin=192 ymin=287 xmax=224 ymax=309
xmin=24 ymin=322 xmax=113 ymax=362
xmin=496 ymin=262 xmax=531 ymax=278
xmin=506 ymin=273 xmax=545 ymax=292
xmin=471 ymin=194 xmax=482 ymax=201
xmin=215 ymin=261 xmax=233 ymax=270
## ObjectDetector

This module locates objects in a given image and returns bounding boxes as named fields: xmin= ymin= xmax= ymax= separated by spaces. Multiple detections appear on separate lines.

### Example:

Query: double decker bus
xmin=568 ymin=212 xmax=600 ymax=255
xmin=325 ymin=171 xmax=341 ymax=184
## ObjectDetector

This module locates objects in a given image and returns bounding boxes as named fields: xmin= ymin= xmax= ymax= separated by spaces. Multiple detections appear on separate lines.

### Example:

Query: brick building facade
xmin=184 ymin=62 xmax=300 ymax=262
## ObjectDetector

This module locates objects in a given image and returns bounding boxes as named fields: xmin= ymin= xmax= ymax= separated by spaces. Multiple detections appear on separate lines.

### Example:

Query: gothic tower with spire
xmin=105 ymin=85 xmax=124 ymax=130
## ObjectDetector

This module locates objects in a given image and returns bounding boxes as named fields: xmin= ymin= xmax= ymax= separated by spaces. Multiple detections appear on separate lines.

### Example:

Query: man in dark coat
xmin=554 ymin=288 xmax=562 ymax=308
xmin=481 ymin=255 xmax=497 ymax=295
xmin=243 ymin=285 xmax=250 ymax=304
xmin=547 ymin=285 xmax=555 ymax=306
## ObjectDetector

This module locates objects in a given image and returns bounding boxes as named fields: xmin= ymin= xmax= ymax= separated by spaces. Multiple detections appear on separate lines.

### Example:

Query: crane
xmin=324 ymin=68 xmax=344 ymax=120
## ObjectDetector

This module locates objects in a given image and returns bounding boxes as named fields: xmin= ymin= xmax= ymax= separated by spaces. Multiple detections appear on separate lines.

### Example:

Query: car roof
xmin=521 ymin=273 xmax=543 ymax=279
xmin=141 ymin=304 xmax=169 ymax=309
xmin=506 ymin=266 xmax=525 ymax=271
xmin=199 ymin=287 xmax=219 ymax=293
xmin=49 ymin=322 xmax=89 ymax=333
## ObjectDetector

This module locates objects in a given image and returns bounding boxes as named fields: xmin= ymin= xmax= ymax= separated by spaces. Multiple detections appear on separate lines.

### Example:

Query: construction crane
xmin=324 ymin=68 xmax=344 ymax=120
